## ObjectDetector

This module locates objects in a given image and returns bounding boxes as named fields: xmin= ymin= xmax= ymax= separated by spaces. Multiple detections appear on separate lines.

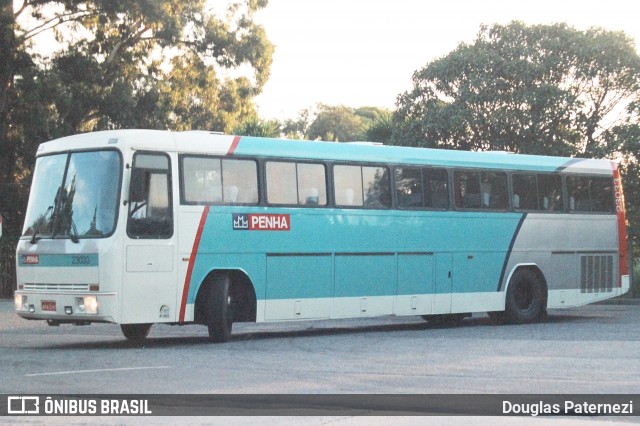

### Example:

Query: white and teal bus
xmin=15 ymin=130 xmax=630 ymax=342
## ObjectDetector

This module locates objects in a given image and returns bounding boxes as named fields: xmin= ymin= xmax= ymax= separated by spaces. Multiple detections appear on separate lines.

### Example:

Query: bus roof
xmin=37 ymin=129 xmax=615 ymax=175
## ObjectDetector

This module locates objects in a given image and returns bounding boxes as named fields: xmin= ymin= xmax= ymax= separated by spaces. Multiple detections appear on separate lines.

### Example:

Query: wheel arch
xmin=194 ymin=268 xmax=257 ymax=325
xmin=504 ymin=263 xmax=549 ymax=306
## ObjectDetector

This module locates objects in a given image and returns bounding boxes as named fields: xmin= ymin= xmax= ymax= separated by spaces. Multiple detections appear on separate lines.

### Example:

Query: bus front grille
xmin=22 ymin=283 xmax=91 ymax=292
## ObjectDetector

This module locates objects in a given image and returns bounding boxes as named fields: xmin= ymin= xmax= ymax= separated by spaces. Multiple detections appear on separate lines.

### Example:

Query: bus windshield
xmin=22 ymin=150 xmax=122 ymax=240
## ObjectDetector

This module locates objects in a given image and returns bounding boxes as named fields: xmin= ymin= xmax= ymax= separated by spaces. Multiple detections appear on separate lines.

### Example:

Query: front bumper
xmin=14 ymin=291 xmax=118 ymax=324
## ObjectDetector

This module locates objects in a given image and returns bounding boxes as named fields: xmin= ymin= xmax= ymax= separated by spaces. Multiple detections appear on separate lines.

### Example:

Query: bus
xmin=14 ymin=130 xmax=630 ymax=342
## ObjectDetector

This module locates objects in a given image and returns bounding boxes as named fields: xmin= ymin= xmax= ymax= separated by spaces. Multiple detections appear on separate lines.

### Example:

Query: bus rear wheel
xmin=206 ymin=273 xmax=233 ymax=343
xmin=504 ymin=268 xmax=547 ymax=324
xmin=121 ymin=323 xmax=152 ymax=341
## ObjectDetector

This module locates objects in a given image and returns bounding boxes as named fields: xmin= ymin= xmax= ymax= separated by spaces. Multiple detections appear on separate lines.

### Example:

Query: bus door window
xmin=127 ymin=152 xmax=173 ymax=239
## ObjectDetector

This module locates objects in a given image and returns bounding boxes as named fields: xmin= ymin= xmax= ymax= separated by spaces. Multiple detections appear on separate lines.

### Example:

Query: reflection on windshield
xmin=23 ymin=150 xmax=122 ymax=240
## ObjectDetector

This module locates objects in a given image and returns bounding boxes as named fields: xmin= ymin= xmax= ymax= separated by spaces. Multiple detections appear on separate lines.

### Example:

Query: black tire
xmin=504 ymin=268 xmax=547 ymax=324
xmin=206 ymin=273 xmax=233 ymax=343
xmin=121 ymin=323 xmax=152 ymax=341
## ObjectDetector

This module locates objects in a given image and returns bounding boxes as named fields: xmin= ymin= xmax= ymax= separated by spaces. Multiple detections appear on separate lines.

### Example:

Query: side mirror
xmin=129 ymin=169 xmax=150 ymax=203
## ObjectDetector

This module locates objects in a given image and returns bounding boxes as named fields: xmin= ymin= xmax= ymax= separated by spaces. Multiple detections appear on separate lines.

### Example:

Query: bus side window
xmin=181 ymin=156 xmax=258 ymax=205
xmin=512 ymin=174 xmax=538 ymax=210
xmin=266 ymin=162 xmax=298 ymax=205
xmin=127 ymin=152 xmax=173 ymax=239
xmin=480 ymin=172 xmax=508 ymax=210
xmin=590 ymin=177 xmax=615 ymax=213
xmin=182 ymin=156 xmax=222 ymax=203
xmin=297 ymin=163 xmax=327 ymax=206
xmin=334 ymin=165 xmax=364 ymax=207
xmin=396 ymin=167 xmax=449 ymax=210
xmin=454 ymin=171 xmax=480 ymax=209
xmin=363 ymin=166 xmax=391 ymax=208
xmin=266 ymin=161 xmax=327 ymax=206
xmin=396 ymin=167 xmax=424 ymax=208
xmin=567 ymin=176 xmax=591 ymax=212
xmin=455 ymin=170 xmax=507 ymax=210
xmin=567 ymin=176 xmax=614 ymax=213
xmin=538 ymin=174 xmax=562 ymax=211
xmin=425 ymin=168 xmax=449 ymax=209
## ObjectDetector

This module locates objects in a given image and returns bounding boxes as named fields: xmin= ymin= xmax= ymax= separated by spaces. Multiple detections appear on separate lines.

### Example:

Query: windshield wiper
xmin=69 ymin=219 xmax=80 ymax=244
xmin=52 ymin=212 xmax=80 ymax=244
xmin=29 ymin=206 xmax=53 ymax=244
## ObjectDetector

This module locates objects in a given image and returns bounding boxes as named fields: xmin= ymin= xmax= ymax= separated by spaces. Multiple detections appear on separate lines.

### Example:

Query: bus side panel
xmin=180 ymin=207 xmax=528 ymax=322
xmin=396 ymin=253 xmax=435 ymax=315
xmin=265 ymin=254 xmax=333 ymax=320
xmin=504 ymin=214 xmax=626 ymax=308
xmin=332 ymin=253 xmax=396 ymax=318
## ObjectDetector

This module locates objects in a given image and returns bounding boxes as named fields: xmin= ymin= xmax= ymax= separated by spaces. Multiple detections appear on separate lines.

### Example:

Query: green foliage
xmin=233 ymin=117 xmax=280 ymax=137
xmin=364 ymin=111 xmax=393 ymax=143
xmin=395 ymin=22 xmax=640 ymax=156
xmin=306 ymin=104 xmax=365 ymax=142
xmin=0 ymin=0 xmax=274 ymax=238
xmin=281 ymin=109 xmax=311 ymax=140
xmin=305 ymin=104 xmax=391 ymax=142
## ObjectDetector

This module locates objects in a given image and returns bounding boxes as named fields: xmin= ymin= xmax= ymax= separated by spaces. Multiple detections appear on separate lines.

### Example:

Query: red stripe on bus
xmin=227 ymin=136 xmax=241 ymax=155
xmin=179 ymin=205 xmax=210 ymax=322
xmin=612 ymin=162 xmax=629 ymax=285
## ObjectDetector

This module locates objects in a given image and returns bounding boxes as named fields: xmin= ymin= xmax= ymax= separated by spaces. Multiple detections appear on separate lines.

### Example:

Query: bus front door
xmin=122 ymin=152 xmax=177 ymax=324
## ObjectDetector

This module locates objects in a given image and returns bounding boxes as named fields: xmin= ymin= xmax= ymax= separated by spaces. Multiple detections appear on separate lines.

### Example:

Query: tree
xmin=394 ymin=22 xmax=640 ymax=157
xmin=306 ymin=104 xmax=364 ymax=142
xmin=281 ymin=108 xmax=311 ymax=139
xmin=364 ymin=110 xmax=393 ymax=143
xmin=233 ymin=117 xmax=280 ymax=137
xmin=1 ymin=0 xmax=274 ymax=237
xmin=305 ymin=104 xmax=390 ymax=142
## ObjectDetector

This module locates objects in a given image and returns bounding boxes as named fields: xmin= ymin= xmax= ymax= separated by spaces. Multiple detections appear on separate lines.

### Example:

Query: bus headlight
xmin=77 ymin=296 xmax=98 ymax=315
xmin=15 ymin=294 xmax=25 ymax=311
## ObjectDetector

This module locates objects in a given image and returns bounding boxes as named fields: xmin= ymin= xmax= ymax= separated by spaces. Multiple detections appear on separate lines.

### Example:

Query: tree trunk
xmin=0 ymin=0 xmax=16 ymax=183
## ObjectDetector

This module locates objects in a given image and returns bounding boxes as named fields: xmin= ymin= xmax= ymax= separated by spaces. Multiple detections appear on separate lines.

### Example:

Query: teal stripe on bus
xmin=184 ymin=208 xmax=525 ymax=304
xmin=18 ymin=254 xmax=99 ymax=267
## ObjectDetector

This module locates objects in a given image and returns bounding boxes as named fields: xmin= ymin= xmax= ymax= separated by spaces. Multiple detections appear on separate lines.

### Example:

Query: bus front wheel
xmin=206 ymin=273 xmax=233 ymax=343
xmin=504 ymin=268 xmax=547 ymax=324
xmin=121 ymin=323 xmax=152 ymax=341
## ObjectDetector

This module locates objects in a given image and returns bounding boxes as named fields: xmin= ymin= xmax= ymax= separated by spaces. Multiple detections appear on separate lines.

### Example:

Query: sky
xmin=252 ymin=0 xmax=640 ymax=120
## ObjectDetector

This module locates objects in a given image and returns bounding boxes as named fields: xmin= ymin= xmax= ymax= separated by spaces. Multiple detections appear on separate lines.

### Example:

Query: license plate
xmin=41 ymin=301 xmax=56 ymax=312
